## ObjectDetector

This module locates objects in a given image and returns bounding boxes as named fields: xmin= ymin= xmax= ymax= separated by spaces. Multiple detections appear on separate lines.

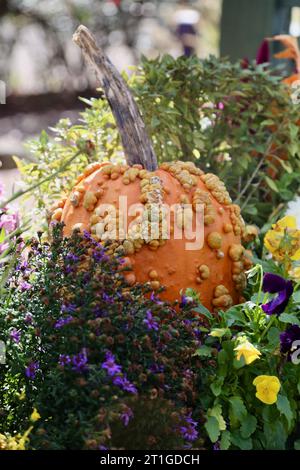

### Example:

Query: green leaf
xmin=279 ymin=313 xmax=300 ymax=326
xmin=194 ymin=345 xmax=212 ymax=358
xmin=240 ymin=414 xmax=257 ymax=438
xmin=205 ymin=416 xmax=220 ymax=443
xmin=220 ymin=431 xmax=231 ymax=450
xmin=207 ymin=404 xmax=226 ymax=431
xmin=264 ymin=176 xmax=278 ymax=193
xmin=276 ymin=395 xmax=293 ymax=429
xmin=210 ymin=376 xmax=224 ymax=397
xmin=293 ymin=290 xmax=300 ymax=303
xmin=267 ymin=327 xmax=280 ymax=348
xmin=294 ymin=440 xmax=300 ymax=450
xmin=229 ymin=396 xmax=247 ymax=423
xmin=0 ymin=227 xmax=6 ymax=244
xmin=209 ymin=328 xmax=230 ymax=338
xmin=231 ymin=432 xmax=253 ymax=450
xmin=193 ymin=304 xmax=213 ymax=321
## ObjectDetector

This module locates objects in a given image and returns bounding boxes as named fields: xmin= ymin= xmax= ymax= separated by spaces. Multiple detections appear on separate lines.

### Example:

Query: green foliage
xmin=17 ymin=55 xmax=300 ymax=226
xmin=196 ymin=262 xmax=300 ymax=450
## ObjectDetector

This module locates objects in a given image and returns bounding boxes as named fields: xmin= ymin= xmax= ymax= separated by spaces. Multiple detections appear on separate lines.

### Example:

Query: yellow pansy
xmin=264 ymin=215 xmax=300 ymax=262
xmin=253 ymin=375 xmax=281 ymax=405
xmin=30 ymin=408 xmax=41 ymax=422
xmin=234 ymin=338 xmax=261 ymax=365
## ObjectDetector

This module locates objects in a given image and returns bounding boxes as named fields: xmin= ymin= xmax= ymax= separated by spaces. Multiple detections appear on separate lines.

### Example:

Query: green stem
xmin=258 ymin=315 xmax=276 ymax=343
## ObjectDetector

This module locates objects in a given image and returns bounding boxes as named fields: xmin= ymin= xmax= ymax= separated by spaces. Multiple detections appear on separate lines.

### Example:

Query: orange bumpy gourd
xmin=51 ymin=160 xmax=250 ymax=311
xmin=49 ymin=26 xmax=251 ymax=311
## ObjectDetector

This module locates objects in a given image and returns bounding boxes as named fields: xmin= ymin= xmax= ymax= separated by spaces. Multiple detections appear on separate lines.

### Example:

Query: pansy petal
xmin=276 ymin=216 xmax=297 ymax=230
xmin=291 ymin=248 xmax=300 ymax=261
xmin=262 ymin=282 xmax=293 ymax=315
xmin=262 ymin=273 xmax=287 ymax=294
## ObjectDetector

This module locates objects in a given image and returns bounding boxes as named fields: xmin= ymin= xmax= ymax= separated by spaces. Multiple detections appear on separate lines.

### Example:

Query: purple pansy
xmin=261 ymin=273 xmax=293 ymax=316
xmin=25 ymin=361 xmax=40 ymax=379
xmin=143 ymin=310 xmax=159 ymax=331
xmin=280 ymin=325 xmax=300 ymax=359
xmin=102 ymin=351 xmax=122 ymax=377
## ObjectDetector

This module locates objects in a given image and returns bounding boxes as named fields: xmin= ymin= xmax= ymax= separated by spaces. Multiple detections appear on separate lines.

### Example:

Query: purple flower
xmin=149 ymin=363 xmax=164 ymax=374
xmin=61 ymin=303 xmax=77 ymax=314
xmin=102 ymin=292 xmax=114 ymax=304
xmin=72 ymin=348 xmax=88 ymax=373
xmin=120 ymin=407 xmax=134 ymax=427
xmin=102 ymin=351 xmax=122 ymax=377
xmin=150 ymin=292 xmax=164 ymax=305
xmin=10 ymin=328 xmax=21 ymax=343
xmin=113 ymin=375 xmax=137 ymax=394
xmin=179 ymin=414 xmax=198 ymax=442
xmin=0 ymin=212 xmax=19 ymax=233
xmin=143 ymin=310 xmax=159 ymax=331
xmin=25 ymin=361 xmax=40 ymax=379
xmin=262 ymin=273 xmax=293 ymax=316
xmin=213 ymin=442 xmax=221 ymax=451
xmin=54 ymin=316 xmax=73 ymax=329
xmin=19 ymin=281 xmax=32 ymax=292
xmin=58 ymin=354 xmax=72 ymax=366
xmin=65 ymin=253 xmax=79 ymax=263
xmin=280 ymin=324 xmax=300 ymax=358
xmin=24 ymin=313 xmax=33 ymax=324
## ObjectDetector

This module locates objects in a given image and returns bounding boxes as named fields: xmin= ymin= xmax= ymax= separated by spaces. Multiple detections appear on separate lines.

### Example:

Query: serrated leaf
xmin=276 ymin=395 xmax=293 ymax=429
xmin=210 ymin=376 xmax=224 ymax=397
xmin=240 ymin=414 xmax=257 ymax=438
xmin=279 ymin=313 xmax=300 ymax=326
xmin=231 ymin=432 xmax=253 ymax=450
xmin=194 ymin=345 xmax=212 ymax=357
xmin=208 ymin=404 xmax=226 ymax=431
xmin=205 ymin=416 xmax=220 ymax=443
xmin=220 ymin=431 xmax=231 ymax=450
xmin=229 ymin=396 xmax=247 ymax=423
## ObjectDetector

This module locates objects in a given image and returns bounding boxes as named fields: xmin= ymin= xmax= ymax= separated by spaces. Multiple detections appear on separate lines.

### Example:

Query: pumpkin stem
xmin=73 ymin=25 xmax=158 ymax=171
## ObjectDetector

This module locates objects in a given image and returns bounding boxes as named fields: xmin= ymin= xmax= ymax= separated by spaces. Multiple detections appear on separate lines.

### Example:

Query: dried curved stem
xmin=73 ymin=25 xmax=158 ymax=171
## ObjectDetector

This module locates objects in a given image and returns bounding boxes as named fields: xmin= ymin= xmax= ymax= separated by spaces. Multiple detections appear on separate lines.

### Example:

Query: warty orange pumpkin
xmin=49 ymin=26 xmax=251 ymax=311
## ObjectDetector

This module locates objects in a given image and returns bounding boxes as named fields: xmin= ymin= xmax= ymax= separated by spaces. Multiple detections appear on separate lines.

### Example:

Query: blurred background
xmin=1 ymin=0 xmax=300 ymax=190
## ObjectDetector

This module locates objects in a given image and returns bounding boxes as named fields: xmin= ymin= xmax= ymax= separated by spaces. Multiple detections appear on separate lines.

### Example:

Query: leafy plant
xmin=16 ymin=55 xmax=300 ymax=226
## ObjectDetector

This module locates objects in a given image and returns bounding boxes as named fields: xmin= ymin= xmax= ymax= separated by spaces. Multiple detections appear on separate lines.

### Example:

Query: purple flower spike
xmin=262 ymin=273 xmax=293 ymax=316
xmin=280 ymin=325 xmax=300 ymax=359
